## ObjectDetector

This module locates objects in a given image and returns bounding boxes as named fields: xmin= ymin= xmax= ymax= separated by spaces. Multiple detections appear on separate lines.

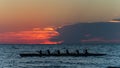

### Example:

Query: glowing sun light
xmin=0 ymin=27 xmax=60 ymax=44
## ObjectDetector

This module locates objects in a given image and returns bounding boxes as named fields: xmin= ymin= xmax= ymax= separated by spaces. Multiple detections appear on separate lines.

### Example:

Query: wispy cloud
xmin=109 ymin=18 xmax=120 ymax=23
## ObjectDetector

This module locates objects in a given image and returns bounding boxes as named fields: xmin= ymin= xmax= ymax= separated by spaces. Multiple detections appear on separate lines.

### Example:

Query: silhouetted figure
xmin=76 ymin=50 xmax=79 ymax=54
xmin=38 ymin=50 xmax=42 ymax=55
xmin=57 ymin=50 xmax=60 ymax=55
xmin=66 ymin=50 xmax=70 ymax=54
xmin=47 ymin=50 xmax=51 ymax=55
xmin=84 ymin=49 xmax=88 ymax=54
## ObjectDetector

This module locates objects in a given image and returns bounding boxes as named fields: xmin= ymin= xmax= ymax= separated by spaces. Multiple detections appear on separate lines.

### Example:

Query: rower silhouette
xmin=76 ymin=50 xmax=79 ymax=54
xmin=47 ymin=50 xmax=51 ymax=55
xmin=66 ymin=49 xmax=70 ymax=55
xmin=38 ymin=50 xmax=42 ymax=55
xmin=57 ymin=50 xmax=60 ymax=54
xmin=84 ymin=49 xmax=88 ymax=54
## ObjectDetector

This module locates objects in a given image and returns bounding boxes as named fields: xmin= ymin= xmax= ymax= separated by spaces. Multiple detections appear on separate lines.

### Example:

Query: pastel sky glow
xmin=0 ymin=0 xmax=120 ymax=44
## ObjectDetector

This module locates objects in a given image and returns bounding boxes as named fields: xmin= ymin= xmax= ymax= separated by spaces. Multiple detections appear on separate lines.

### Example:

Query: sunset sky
xmin=0 ymin=0 xmax=120 ymax=44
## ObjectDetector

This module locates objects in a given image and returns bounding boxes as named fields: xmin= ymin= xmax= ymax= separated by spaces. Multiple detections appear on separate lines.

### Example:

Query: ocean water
xmin=0 ymin=44 xmax=120 ymax=68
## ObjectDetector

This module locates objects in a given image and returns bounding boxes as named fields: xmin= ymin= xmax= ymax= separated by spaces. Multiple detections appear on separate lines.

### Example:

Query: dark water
xmin=0 ymin=44 xmax=120 ymax=68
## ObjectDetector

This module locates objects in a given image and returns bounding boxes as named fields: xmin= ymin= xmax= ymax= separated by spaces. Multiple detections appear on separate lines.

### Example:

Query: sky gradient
xmin=0 ymin=0 xmax=120 ymax=44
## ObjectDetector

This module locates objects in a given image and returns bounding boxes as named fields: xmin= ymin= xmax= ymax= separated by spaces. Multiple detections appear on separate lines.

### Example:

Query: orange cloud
xmin=0 ymin=27 xmax=59 ymax=44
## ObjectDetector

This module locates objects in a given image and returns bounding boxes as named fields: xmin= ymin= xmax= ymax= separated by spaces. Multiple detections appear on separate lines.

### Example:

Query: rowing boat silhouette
xmin=20 ymin=49 xmax=106 ymax=57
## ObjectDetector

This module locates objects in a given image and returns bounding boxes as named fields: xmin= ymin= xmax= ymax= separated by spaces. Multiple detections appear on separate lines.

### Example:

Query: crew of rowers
xmin=37 ymin=49 xmax=89 ymax=55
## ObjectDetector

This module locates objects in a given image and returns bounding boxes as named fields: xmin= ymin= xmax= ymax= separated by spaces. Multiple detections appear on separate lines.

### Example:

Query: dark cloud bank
xmin=50 ymin=22 xmax=120 ymax=44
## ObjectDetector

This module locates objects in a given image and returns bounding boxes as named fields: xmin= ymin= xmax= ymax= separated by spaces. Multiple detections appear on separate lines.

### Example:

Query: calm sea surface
xmin=0 ymin=44 xmax=120 ymax=68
